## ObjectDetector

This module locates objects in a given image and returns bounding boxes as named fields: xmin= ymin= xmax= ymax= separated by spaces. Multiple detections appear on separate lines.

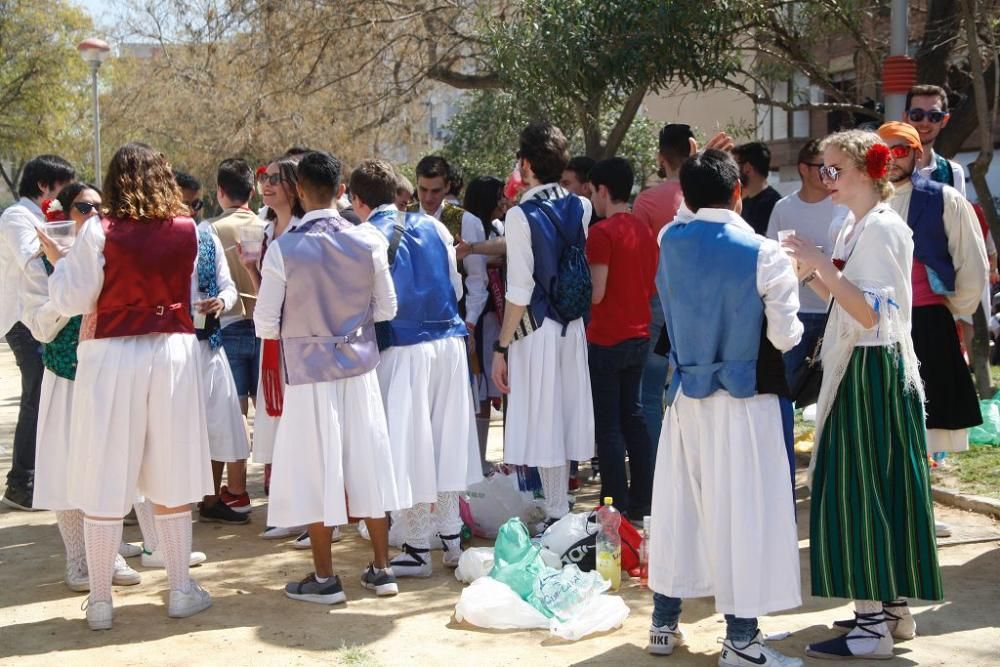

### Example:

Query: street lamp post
xmin=76 ymin=38 xmax=111 ymax=188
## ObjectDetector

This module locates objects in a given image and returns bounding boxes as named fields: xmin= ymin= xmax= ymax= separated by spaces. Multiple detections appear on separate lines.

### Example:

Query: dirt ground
xmin=1 ymin=343 xmax=999 ymax=666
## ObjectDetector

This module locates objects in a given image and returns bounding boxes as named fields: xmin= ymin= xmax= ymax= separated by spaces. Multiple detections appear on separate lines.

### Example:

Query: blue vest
xmin=521 ymin=194 xmax=587 ymax=328
xmin=907 ymin=176 xmax=956 ymax=294
xmin=658 ymin=218 xmax=764 ymax=405
xmin=369 ymin=208 xmax=467 ymax=347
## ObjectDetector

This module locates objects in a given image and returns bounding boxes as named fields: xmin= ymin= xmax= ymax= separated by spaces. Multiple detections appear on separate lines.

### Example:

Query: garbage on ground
xmin=454 ymin=517 xmax=630 ymax=641
xmin=969 ymin=392 xmax=1000 ymax=446
xmin=538 ymin=507 xmax=643 ymax=576
xmin=466 ymin=471 xmax=546 ymax=538
xmin=455 ymin=547 xmax=495 ymax=583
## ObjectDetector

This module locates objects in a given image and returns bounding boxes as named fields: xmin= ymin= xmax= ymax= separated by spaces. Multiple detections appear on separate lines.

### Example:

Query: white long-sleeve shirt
xmin=49 ymin=217 xmax=200 ymax=319
xmin=0 ymin=197 xmax=44 ymax=334
xmin=253 ymin=208 xmax=397 ymax=340
xmin=21 ymin=256 xmax=69 ymax=344
xmin=505 ymin=184 xmax=593 ymax=307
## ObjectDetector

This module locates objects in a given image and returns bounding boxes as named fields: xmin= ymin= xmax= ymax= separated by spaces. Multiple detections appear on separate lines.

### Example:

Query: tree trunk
xmin=961 ymin=0 xmax=997 ymax=396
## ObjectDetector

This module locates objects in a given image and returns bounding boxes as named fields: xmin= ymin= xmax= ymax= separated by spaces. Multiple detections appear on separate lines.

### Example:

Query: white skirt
xmin=250 ymin=344 xmax=281 ymax=464
xmin=197 ymin=340 xmax=251 ymax=462
xmin=66 ymin=334 xmax=214 ymax=517
xmin=503 ymin=318 xmax=595 ymax=467
xmin=267 ymin=369 xmax=401 ymax=528
xmin=376 ymin=337 xmax=482 ymax=508
xmin=33 ymin=370 xmax=75 ymax=511
xmin=647 ymin=390 xmax=801 ymax=619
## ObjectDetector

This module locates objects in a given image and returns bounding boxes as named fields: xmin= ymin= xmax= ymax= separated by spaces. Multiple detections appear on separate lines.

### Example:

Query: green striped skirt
xmin=810 ymin=345 xmax=943 ymax=601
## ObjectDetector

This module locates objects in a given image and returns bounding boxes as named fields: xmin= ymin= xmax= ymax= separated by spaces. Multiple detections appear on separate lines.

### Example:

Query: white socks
xmin=155 ymin=511 xmax=193 ymax=592
xmin=84 ymin=517 xmax=123 ymax=603
xmin=539 ymin=465 xmax=569 ymax=520
xmin=55 ymin=509 xmax=86 ymax=563
xmin=134 ymin=499 xmax=158 ymax=553
xmin=435 ymin=491 xmax=463 ymax=537
xmin=849 ymin=600 xmax=889 ymax=654
xmin=403 ymin=503 xmax=434 ymax=550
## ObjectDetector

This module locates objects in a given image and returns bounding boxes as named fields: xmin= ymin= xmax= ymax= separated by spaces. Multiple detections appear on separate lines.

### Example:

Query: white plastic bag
xmin=455 ymin=547 xmax=495 ymax=583
xmin=549 ymin=594 xmax=630 ymax=641
xmin=466 ymin=472 xmax=545 ymax=538
xmin=454 ymin=577 xmax=549 ymax=630
xmin=539 ymin=511 xmax=596 ymax=563
xmin=533 ymin=564 xmax=609 ymax=622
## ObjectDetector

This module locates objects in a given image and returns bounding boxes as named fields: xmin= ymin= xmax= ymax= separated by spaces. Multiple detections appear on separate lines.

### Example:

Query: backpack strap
xmin=386 ymin=210 xmax=406 ymax=266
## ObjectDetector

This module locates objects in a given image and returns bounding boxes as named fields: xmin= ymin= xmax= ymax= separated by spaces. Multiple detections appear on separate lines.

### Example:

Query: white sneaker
xmin=647 ymin=623 xmax=685 ymax=655
xmin=168 ymin=580 xmax=212 ymax=618
xmin=389 ymin=543 xmax=432 ymax=578
xmin=293 ymin=526 xmax=341 ymax=550
xmin=721 ymin=631 xmax=803 ymax=666
xmin=935 ymin=520 xmax=952 ymax=538
xmin=83 ymin=597 xmax=113 ymax=631
xmin=262 ymin=525 xmax=304 ymax=540
xmin=65 ymin=557 xmax=89 ymax=593
xmin=440 ymin=533 xmax=462 ymax=569
xmin=113 ymin=553 xmax=142 ymax=586
xmin=118 ymin=542 xmax=143 ymax=558
xmin=141 ymin=547 xmax=207 ymax=568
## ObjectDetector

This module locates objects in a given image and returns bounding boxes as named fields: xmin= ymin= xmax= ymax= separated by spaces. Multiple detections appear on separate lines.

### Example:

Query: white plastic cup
xmin=777 ymin=229 xmax=796 ymax=244
xmin=239 ymin=224 xmax=265 ymax=260
xmin=44 ymin=220 xmax=77 ymax=251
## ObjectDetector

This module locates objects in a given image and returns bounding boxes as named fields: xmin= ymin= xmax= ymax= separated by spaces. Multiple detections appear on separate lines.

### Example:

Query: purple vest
xmin=277 ymin=214 xmax=379 ymax=385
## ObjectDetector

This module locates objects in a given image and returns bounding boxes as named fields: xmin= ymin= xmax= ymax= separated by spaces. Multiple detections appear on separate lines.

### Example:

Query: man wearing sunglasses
xmin=175 ymin=171 xmax=204 ymax=221
xmin=878 ymin=121 xmax=987 ymax=538
xmin=903 ymin=84 xmax=966 ymax=197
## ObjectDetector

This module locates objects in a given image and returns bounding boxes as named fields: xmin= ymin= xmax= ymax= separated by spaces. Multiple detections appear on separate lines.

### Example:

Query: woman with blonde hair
xmin=784 ymin=130 xmax=942 ymax=660
xmin=48 ymin=143 xmax=214 ymax=630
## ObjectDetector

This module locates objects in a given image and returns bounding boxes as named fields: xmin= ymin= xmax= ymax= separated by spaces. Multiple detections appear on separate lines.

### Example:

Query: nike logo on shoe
xmin=723 ymin=646 xmax=768 ymax=665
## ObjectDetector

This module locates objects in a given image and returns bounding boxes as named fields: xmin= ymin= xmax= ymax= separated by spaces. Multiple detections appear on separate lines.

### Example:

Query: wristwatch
xmin=493 ymin=340 xmax=509 ymax=355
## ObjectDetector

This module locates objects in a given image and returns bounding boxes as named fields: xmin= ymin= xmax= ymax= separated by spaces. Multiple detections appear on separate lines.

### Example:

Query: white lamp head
xmin=77 ymin=38 xmax=111 ymax=65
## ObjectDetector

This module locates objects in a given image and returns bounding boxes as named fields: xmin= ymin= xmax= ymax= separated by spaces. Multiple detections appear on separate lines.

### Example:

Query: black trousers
xmin=5 ymin=322 xmax=43 ymax=491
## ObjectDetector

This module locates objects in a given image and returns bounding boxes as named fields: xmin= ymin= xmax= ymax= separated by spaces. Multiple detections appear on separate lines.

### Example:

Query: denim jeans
xmin=221 ymin=319 xmax=260 ymax=397
xmin=588 ymin=337 xmax=653 ymax=516
xmin=641 ymin=293 xmax=668 ymax=454
xmin=652 ymin=593 xmax=758 ymax=644
xmin=783 ymin=312 xmax=827 ymax=390
xmin=4 ymin=322 xmax=43 ymax=490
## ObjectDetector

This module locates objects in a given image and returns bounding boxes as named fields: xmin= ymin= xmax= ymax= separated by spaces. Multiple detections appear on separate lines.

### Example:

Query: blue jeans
xmin=221 ymin=319 xmax=260 ymax=397
xmin=652 ymin=593 xmax=758 ymax=644
xmin=641 ymin=293 xmax=668 ymax=454
xmin=589 ymin=337 xmax=654 ymax=516
xmin=783 ymin=312 xmax=827 ymax=390
xmin=4 ymin=322 xmax=43 ymax=490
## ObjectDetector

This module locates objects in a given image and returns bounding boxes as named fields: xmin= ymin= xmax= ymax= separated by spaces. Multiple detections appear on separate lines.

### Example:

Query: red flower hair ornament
xmin=41 ymin=198 xmax=65 ymax=222
xmin=865 ymin=143 xmax=891 ymax=180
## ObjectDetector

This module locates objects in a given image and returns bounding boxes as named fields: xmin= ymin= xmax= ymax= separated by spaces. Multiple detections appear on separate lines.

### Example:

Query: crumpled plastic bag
xmin=455 ymin=547 xmax=495 ymax=583
xmin=490 ymin=518 xmax=557 ymax=613
xmin=454 ymin=577 xmax=549 ymax=630
xmin=467 ymin=472 xmax=545 ymax=538
xmin=970 ymin=396 xmax=1000 ymax=445
xmin=550 ymin=594 xmax=630 ymax=641
xmin=532 ymin=564 xmax=609 ymax=621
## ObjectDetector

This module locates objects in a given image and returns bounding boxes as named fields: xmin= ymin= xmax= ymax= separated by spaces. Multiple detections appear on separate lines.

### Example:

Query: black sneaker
xmin=360 ymin=563 xmax=399 ymax=596
xmin=198 ymin=500 xmax=250 ymax=524
xmin=2 ymin=486 xmax=39 ymax=511
xmin=285 ymin=573 xmax=347 ymax=605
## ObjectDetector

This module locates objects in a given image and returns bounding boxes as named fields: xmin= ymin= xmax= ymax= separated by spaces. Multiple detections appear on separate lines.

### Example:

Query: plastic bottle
xmin=595 ymin=496 xmax=621 ymax=590
xmin=639 ymin=515 xmax=651 ymax=589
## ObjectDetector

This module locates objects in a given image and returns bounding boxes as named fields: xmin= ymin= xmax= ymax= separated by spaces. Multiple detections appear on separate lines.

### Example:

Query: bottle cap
xmin=643 ymin=515 xmax=651 ymax=531
xmin=603 ymin=496 xmax=613 ymax=506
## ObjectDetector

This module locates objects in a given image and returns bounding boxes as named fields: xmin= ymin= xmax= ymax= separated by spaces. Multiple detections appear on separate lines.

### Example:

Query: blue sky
xmin=74 ymin=0 xmax=121 ymax=28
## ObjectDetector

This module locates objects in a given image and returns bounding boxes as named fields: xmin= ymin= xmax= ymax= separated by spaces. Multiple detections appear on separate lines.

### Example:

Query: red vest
xmin=94 ymin=216 xmax=197 ymax=339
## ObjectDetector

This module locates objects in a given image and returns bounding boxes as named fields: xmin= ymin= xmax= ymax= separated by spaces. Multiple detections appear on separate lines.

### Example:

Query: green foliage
xmin=0 ymin=0 xmax=94 ymax=195
xmin=441 ymin=89 xmax=656 ymax=188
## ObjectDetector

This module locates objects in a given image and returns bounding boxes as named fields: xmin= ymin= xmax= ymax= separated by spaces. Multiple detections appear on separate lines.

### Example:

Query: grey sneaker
xmin=168 ymin=580 xmax=212 ymax=618
xmin=83 ymin=597 xmax=113 ymax=630
xmin=360 ymin=563 xmax=399 ymax=597
xmin=112 ymin=554 xmax=141 ymax=586
xmin=285 ymin=573 xmax=347 ymax=605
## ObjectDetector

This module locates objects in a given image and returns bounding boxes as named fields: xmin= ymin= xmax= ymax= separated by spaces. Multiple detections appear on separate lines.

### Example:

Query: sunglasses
xmin=819 ymin=165 xmax=841 ymax=182
xmin=889 ymin=144 xmax=913 ymax=159
xmin=907 ymin=108 xmax=946 ymax=123
xmin=73 ymin=202 xmax=99 ymax=215
xmin=258 ymin=173 xmax=284 ymax=186
xmin=186 ymin=199 xmax=204 ymax=212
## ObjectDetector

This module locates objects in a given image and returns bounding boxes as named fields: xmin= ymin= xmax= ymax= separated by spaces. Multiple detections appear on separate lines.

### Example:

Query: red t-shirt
xmin=585 ymin=211 xmax=658 ymax=346
xmin=632 ymin=180 xmax=683 ymax=237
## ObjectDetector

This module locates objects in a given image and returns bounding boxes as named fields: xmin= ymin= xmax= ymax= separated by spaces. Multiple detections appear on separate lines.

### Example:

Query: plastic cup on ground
xmin=239 ymin=224 xmax=265 ymax=261
xmin=44 ymin=220 xmax=77 ymax=251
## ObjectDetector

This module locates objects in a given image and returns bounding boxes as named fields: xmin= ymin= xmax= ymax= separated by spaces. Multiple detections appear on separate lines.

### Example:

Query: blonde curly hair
xmin=103 ymin=143 xmax=189 ymax=221
xmin=818 ymin=130 xmax=894 ymax=201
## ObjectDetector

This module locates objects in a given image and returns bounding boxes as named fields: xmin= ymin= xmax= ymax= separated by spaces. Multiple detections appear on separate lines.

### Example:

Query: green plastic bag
xmin=489 ymin=518 xmax=557 ymax=617
xmin=969 ymin=395 xmax=1000 ymax=446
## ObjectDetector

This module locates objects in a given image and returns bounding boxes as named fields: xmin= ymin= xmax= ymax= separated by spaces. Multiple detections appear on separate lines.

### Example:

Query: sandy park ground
xmin=1 ymin=342 xmax=999 ymax=666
